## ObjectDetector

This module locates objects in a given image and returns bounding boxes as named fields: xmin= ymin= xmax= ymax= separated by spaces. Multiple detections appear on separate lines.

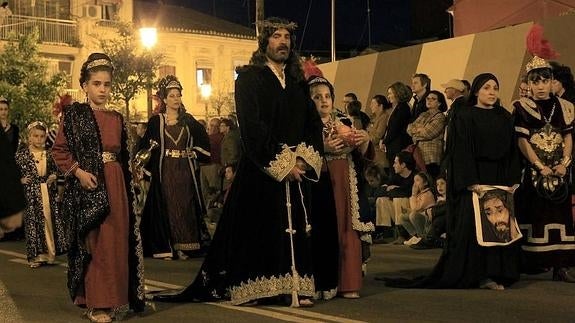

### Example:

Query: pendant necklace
xmin=541 ymin=102 xmax=555 ymax=135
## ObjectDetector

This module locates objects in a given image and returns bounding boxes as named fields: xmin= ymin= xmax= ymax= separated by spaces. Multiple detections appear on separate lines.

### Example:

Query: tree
xmin=209 ymin=86 xmax=235 ymax=117
xmin=98 ymin=22 xmax=163 ymax=122
xmin=0 ymin=29 xmax=67 ymax=132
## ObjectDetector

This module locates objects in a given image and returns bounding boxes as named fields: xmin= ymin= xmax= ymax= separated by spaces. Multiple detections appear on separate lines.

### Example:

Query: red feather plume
xmin=526 ymin=23 xmax=558 ymax=59
xmin=301 ymin=56 xmax=323 ymax=81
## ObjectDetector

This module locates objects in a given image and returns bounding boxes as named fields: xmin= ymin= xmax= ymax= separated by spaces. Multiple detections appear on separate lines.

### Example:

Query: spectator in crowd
xmin=518 ymin=75 xmax=530 ymax=99
xmin=461 ymin=79 xmax=471 ymax=98
xmin=346 ymin=100 xmax=370 ymax=130
xmin=368 ymin=94 xmax=392 ymax=173
xmin=411 ymin=73 xmax=431 ymax=121
xmin=513 ymin=56 xmax=575 ymax=282
xmin=0 ymin=2 xmax=12 ymax=27
xmin=400 ymin=172 xmax=436 ymax=246
xmin=15 ymin=122 xmax=68 ymax=268
xmin=343 ymin=92 xmax=358 ymax=111
xmin=374 ymin=151 xmax=416 ymax=245
xmin=410 ymin=173 xmax=447 ymax=249
xmin=137 ymin=75 xmax=211 ymax=260
xmin=550 ymin=61 xmax=575 ymax=104
xmin=52 ymin=53 xmax=145 ymax=320
xmin=406 ymin=90 xmax=447 ymax=178
xmin=200 ymin=117 xmax=224 ymax=208
xmin=381 ymin=82 xmax=412 ymax=175
xmin=219 ymin=117 xmax=242 ymax=185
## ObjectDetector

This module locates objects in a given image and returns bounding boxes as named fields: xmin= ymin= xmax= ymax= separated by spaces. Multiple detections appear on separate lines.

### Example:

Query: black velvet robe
xmin=156 ymin=65 xmax=324 ymax=305
xmin=0 ymin=129 xmax=26 ymax=219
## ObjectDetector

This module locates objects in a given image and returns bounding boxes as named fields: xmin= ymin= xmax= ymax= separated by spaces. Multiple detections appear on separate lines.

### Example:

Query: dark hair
xmin=467 ymin=73 xmax=500 ymax=106
xmin=79 ymin=53 xmax=114 ymax=86
xmin=1 ymin=2 xmax=8 ymax=8
xmin=462 ymin=80 xmax=471 ymax=93
xmin=426 ymin=90 xmax=448 ymax=112
xmin=372 ymin=94 xmax=391 ymax=110
xmin=365 ymin=164 xmax=383 ymax=179
xmin=413 ymin=73 xmax=431 ymax=91
xmin=28 ymin=123 xmax=47 ymax=133
xmin=550 ymin=62 xmax=575 ymax=92
xmin=435 ymin=172 xmax=446 ymax=182
xmin=415 ymin=171 xmax=433 ymax=188
xmin=347 ymin=100 xmax=362 ymax=116
xmin=344 ymin=93 xmax=358 ymax=101
xmin=225 ymin=162 xmax=237 ymax=173
xmin=388 ymin=82 xmax=412 ymax=103
xmin=527 ymin=67 xmax=553 ymax=83
xmin=0 ymin=98 xmax=9 ymax=106
xmin=220 ymin=118 xmax=237 ymax=130
xmin=395 ymin=151 xmax=415 ymax=171
xmin=250 ymin=17 xmax=304 ymax=82
xmin=481 ymin=190 xmax=512 ymax=212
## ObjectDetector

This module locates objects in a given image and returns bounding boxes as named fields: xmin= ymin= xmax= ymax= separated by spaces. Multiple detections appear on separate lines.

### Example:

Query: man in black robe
xmin=155 ymin=17 xmax=324 ymax=306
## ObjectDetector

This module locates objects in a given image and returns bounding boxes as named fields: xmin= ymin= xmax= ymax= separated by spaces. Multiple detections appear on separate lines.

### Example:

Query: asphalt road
xmin=1 ymin=241 xmax=574 ymax=323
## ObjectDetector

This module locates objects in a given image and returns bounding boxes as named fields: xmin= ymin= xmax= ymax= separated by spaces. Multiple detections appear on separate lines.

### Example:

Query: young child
xmin=401 ymin=172 xmax=436 ymax=245
xmin=15 ymin=122 xmax=67 ymax=268
xmin=411 ymin=174 xmax=447 ymax=249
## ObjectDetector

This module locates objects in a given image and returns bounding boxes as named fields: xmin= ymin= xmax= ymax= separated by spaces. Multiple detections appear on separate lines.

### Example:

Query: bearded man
xmin=155 ymin=17 xmax=323 ymax=306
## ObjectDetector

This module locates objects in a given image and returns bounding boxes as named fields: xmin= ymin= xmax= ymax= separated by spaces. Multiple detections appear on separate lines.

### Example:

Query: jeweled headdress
xmin=86 ymin=58 xmax=114 ymax=71
xmin=27 ymin=121 xmax=47 ymax=131
xmin=0 ymin=96 xmax=8 ymax=103
xmin=525 ymin=24 xmax=558 ymax=74
xmin=157 ymin=75 xmax=183 ymax=99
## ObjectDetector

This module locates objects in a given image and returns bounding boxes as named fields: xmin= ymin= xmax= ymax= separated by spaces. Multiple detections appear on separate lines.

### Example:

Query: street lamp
xmin=139 ymin=27 xmax=157 ymax=118
xmin=200 ymin=83 xmax=212 ymax=119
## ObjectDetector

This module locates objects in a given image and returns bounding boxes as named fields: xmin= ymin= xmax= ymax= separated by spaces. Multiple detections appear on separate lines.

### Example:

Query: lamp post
xmin=200 ymin=83 xmax=212 ymax=120
xmin=139 ymin=27 xmax=157 ymax=119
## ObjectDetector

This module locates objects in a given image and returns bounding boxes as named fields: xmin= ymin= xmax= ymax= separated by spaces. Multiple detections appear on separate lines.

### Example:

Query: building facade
xmin=0 ymin=0 xmax=256 ymax=121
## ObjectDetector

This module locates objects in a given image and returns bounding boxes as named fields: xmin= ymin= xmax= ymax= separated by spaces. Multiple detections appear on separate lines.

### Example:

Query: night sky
xmin=142 ymin=0 xmax=452 ymax=59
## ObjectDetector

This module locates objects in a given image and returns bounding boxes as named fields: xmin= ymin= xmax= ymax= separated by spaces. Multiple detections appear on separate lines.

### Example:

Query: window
xmin=196 ymin=68 xmax=212 ymax=102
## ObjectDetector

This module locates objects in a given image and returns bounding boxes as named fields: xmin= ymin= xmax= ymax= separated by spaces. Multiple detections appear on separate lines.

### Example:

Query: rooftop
xmin=133 ymin=1 xmax=256 ymax=40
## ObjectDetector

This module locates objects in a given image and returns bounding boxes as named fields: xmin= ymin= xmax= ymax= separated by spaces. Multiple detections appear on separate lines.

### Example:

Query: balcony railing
xmin=0 ymin=15 xmax=79 ymax=46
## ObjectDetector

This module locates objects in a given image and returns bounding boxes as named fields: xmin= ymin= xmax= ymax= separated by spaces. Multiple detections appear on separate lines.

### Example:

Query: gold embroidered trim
xmin=229 ymin=273 xmax=315 ymax=305
xmin=265 ymin=144 xmax=297 ymax=182
xmin=559 ymin=97 xmax=575 ymax=125
xmin=514 ymin=97 xmax=541 ymax=120
xmin=515 ymin=126 xmax=530 ymax=136
xmin=295 ymin=143 xmax=322 ymax=179
xmin=173 ymin=242 xmax=201 ymax=251
xmin=347 ymin=156 xmax=375 ymax=233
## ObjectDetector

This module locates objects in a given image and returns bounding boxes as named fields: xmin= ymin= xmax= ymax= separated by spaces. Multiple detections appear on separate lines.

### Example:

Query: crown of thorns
xmin=256 ymin=20 xmax=298 ymax=31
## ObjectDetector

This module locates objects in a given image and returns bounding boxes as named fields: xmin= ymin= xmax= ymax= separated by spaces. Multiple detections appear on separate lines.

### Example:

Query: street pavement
xmin=1 ymin=240 xmax=574 ymax=322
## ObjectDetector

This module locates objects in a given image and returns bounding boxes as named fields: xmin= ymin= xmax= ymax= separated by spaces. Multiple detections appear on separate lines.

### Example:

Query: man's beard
xmin=267 ymin=46 xmax=289 ymax=63
xmin=493 ymin=222 xmax=511 ymax=241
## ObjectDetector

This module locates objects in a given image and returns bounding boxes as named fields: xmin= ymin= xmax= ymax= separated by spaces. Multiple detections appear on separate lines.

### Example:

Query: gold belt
xmin=102 ymin=152 xmax=117 ymax=163
xmin=165 ymin=149 xmax=196 ymax=158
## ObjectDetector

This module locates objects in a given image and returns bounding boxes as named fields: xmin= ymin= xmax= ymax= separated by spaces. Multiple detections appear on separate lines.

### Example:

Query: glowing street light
xmin=139 ymin=27 xmax=157 ymax=118
xmin=200 ymin=83 xmax=212 ymax=119
xmin=139 ymin=27 xmax=157 ymax=50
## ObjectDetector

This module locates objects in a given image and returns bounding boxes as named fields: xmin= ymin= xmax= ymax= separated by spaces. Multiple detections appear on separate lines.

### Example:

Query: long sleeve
xmin=408 ymin=112 xmax=446 ymax=142
xmin=51 ymin=119 xmax=79 ymax=177
xmin=383 ymin=103 xmax=411 ymax=145
xmin=189 ymin=117 xmax=211 ymax=164
xmin=450 ymin=109 xmax=478 ymax=192
xmin=236 ymin=70 xmax=289 ymax=179
xmin=409 ymin=190 xmax=436 ymax=212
